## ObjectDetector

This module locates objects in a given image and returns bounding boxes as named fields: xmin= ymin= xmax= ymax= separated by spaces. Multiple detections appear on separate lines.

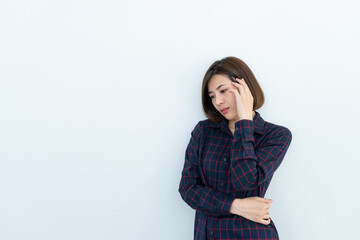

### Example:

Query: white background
xmin=1 ymin=0 xmax=359 ymax=239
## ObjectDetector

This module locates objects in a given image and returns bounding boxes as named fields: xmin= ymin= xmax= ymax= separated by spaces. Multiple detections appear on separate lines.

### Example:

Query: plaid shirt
xmin=178 ymin=111 xmax=292 ymax=240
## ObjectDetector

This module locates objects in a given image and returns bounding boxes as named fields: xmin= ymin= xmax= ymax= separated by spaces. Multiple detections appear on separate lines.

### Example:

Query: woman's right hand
xmin=229 ymin=197 xmax=273 ymax=225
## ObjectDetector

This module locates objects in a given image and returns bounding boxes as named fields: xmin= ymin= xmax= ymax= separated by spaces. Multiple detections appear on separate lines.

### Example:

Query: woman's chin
xmin=220 ymin=111 xmax=234 ymax=120
xmin=223 ymin=112 xmax=233 ymax=119
xmin=223 ymin=115 xmax=233 ymax=121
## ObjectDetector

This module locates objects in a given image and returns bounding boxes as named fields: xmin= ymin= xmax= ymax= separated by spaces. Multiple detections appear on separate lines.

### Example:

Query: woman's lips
xmin=221 ymin=108 xmax=229 ymax=114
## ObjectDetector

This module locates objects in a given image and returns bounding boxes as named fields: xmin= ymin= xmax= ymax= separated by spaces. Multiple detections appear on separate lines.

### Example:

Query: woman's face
xmin=208 ymin=74 xmax=239 ymax=122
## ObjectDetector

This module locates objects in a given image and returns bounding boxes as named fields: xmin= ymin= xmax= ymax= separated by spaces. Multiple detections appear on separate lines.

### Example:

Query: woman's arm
xmin=228 ymin=78 xmax=292 ymax=191
xmin=178 ymin=122 xmax=235 ymax=217
xmin=229 ymin=120 xmax=292 ymax=191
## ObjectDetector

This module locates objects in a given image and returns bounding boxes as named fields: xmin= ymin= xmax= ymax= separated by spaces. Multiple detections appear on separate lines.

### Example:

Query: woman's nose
xmin=215 ymin=95 xmax=224 ymax=106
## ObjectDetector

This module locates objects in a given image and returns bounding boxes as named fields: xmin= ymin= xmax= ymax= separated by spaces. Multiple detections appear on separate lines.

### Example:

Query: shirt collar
xmin=206 ymin=110 xmax=265 ymax=135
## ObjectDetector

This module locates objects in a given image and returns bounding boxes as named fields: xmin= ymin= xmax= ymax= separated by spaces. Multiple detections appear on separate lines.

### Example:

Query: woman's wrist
xmin=229 ymin=198 xmax=243 ymax=216
xmin=238 ymin=111 xmax=255 ymax=121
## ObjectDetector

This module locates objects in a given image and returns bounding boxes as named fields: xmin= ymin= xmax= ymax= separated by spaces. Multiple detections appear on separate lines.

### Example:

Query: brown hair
xmin=201 ymin=56 xmax=265 ymax=123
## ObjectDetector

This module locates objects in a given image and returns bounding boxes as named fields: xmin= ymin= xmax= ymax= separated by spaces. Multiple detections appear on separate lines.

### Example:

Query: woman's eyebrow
xmin=208 ymin=84 xmax=227 ymax=94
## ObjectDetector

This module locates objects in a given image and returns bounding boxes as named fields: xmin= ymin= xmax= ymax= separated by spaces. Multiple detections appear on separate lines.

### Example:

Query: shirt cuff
xmin=223 ymin=197 xmax=237 ymax=214
xmin=234 ymin=119 xmax=254 ymax=140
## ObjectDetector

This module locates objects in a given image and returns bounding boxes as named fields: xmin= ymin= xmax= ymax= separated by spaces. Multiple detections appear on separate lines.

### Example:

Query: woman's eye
xmin=209 ymin=90 xmax=226 ymax=99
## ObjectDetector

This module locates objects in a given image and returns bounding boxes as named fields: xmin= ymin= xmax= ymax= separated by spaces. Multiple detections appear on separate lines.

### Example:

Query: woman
xmin=178 ymin=56 xmax=292 ymax=240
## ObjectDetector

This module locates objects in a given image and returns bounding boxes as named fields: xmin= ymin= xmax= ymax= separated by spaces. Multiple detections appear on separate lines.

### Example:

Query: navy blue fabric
xmin=178 ymin=111 xmax=292 ymax=240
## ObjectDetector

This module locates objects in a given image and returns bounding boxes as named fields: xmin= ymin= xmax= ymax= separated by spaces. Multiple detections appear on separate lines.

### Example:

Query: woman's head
xmin=202 ymin=56 xmax=265 ymax=123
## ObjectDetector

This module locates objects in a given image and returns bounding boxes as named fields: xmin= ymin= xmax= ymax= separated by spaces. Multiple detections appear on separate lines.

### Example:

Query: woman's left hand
xmin=229 ymin=78 xmax=254 ymax=120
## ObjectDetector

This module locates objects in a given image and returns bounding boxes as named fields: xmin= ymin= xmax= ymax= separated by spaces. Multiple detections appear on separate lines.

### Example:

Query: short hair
xmin=201 ymin=56 xmax=265 ymax=123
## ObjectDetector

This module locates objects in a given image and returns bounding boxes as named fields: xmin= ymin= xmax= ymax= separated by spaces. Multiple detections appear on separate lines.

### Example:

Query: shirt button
xmin=223 ymin=157 xmax=227 ymax=161
xmin=235 ymin=127 xmax=238 ymax=130
xmin=220 ymin=182 xmax=224 ymax=186
xmin=210 ymin=230 xmax=214 ymax=235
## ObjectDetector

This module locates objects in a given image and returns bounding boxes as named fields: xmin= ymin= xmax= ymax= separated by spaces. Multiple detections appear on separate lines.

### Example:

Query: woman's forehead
xmin=208 ymin=75 xmax=231 ymax=91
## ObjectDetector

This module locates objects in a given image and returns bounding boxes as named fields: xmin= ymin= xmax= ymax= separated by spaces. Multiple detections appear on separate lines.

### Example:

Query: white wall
xmin=1 ymin=0 xmax=359 ymax=239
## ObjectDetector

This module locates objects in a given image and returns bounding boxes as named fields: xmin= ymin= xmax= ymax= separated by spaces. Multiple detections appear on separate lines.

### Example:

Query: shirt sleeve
xmin=178 ymin=122 xmax=235 ymax=217
xmin=229 ymin=119 xmax=292 ymax=191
